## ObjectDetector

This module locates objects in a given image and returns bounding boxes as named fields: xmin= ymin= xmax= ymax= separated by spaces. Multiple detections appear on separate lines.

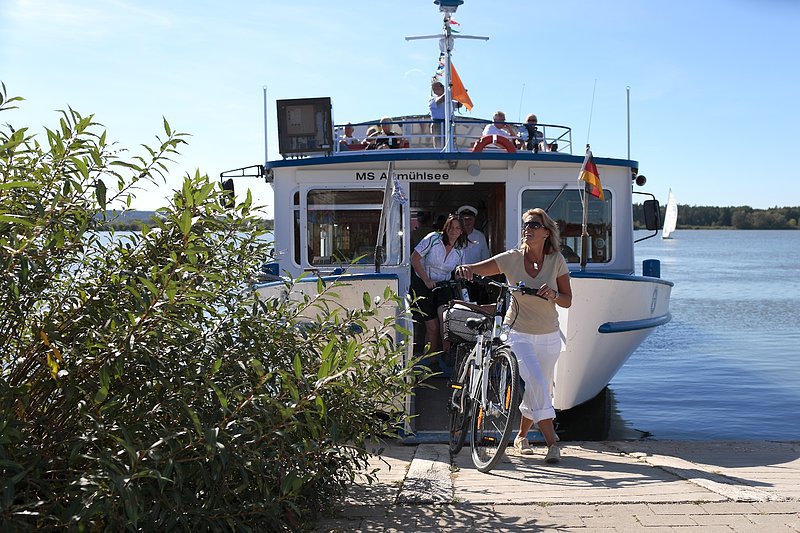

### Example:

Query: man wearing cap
xmin=457 ymin=205 xmax=490 ymax=264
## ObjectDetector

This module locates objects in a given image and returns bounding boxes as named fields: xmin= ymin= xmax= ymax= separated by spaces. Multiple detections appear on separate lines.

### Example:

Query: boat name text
xmin=355 ymin=171 xmax=450 ymax=181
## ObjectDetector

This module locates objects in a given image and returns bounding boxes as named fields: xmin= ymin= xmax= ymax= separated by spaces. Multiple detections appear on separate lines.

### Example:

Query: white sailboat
xmin=662 ymin=189 xmax=678 ymax=239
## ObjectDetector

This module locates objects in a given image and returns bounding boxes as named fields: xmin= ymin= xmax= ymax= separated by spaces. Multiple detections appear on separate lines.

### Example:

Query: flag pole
xmin=375 ymin=161 xmax=395 ymax=273
xmin=442 ymin=15 xmax=454 ymax=152
xmin=580 ymin=144 xmax=590 ymax=271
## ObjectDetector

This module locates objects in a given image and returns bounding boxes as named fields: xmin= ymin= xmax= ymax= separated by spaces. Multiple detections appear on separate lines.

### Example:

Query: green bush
xmin=0 ymin=84 xmax=425 ymax=531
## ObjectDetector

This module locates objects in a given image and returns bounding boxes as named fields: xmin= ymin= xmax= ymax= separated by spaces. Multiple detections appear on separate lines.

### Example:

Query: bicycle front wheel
xmin=470 ymin=345 xmax=520 ymax=473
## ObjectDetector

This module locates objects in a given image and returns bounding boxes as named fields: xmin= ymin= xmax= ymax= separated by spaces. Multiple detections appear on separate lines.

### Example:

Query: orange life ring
xmin=471 ymin=134 xmax=518 ymax=153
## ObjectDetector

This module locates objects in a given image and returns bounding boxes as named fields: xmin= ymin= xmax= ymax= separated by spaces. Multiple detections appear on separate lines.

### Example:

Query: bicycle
xmin=444 ymin=274 xmax=544 ymax=472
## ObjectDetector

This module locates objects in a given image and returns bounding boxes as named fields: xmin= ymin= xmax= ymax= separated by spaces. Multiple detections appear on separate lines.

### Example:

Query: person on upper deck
xmin=365 ymin=117 xmax=403 ymax=150
xmin=411 ymin=214 xmax=468 ymax=354
xmin=481 ymin=111 xmax=524 ymax=149
xmin=429 ymin=80 xmax=462 ymax=148
xmin=523 ymin=113 xmax=545 ymax=152
xmin=339 ymin=122 xmax=359 ymax=151
xmin=362 ymin=126 xmax=379 ymax=149
xmin=455 ymin=207 xmax=572 ymax=464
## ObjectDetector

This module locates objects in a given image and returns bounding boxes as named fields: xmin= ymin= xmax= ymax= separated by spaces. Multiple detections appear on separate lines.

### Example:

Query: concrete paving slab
xmin=451 ymin=442 xmax=726 ymax=504
xmin=316 ymin=440 xmax=800 ymax=532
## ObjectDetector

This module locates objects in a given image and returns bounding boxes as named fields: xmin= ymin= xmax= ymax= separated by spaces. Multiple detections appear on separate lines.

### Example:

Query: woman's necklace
xmin=525 ymin=252 xmax=543 ymax=271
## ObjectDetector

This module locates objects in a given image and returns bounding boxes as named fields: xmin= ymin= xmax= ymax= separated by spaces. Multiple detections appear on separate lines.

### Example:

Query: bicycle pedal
xmin=449 ymin=383 xmax=463 ymax=390
xmin=480 ymin=436 xmax=498 ymax=445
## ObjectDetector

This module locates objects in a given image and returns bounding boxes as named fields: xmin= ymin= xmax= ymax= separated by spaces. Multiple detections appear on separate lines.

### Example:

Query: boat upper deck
xmin=267 ymin=115 xmax=571 ymax=163
xmin=265 ymin=115 xmax=638 ymax=175
xmin=265 ymin=113 xmax=637 ymax=174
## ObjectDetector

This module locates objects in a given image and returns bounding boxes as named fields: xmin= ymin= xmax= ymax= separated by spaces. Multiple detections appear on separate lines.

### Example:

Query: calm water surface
xmin=607 ymin=230 xmax=800 ymax=440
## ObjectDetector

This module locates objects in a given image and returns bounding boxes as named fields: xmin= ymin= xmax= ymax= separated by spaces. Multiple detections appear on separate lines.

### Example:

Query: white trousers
xmin=507 ymin=330 xmax=561 ymax=423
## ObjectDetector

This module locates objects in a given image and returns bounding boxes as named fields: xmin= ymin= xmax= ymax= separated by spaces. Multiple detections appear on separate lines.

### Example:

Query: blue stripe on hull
xmin=598 ymin=312 xmax=672 ymax=334
xmin=570 ymin=270 xmax=675 ymax=288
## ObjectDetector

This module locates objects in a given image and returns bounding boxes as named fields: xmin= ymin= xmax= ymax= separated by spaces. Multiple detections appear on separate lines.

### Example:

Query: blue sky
xmin=3 ymin=0 xmax=799 ymax=216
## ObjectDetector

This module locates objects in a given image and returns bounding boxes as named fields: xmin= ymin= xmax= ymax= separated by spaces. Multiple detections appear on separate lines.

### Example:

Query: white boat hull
xmin=552 ymin=272 xmax=672 ymax=410
xmin=254 ymin=270 xmax=671 ymax=412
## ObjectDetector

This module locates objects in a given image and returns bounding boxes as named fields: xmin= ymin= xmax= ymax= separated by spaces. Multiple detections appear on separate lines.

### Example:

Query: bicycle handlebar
xmin=469 ymin=274 xmax=547 ymax=299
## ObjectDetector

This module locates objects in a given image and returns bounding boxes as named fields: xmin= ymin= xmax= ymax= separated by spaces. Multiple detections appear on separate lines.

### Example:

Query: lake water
xmin=606 ymin=230 xmax=800 ymax=441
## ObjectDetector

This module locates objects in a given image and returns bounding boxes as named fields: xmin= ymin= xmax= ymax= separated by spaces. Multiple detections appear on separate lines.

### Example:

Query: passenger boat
xmin=222 ymin=0 xmax=672 ymax=432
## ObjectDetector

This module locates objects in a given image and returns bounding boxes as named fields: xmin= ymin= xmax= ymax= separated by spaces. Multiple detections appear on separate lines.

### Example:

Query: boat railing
xmin=332 ymin=118 xmax=572 ymax=155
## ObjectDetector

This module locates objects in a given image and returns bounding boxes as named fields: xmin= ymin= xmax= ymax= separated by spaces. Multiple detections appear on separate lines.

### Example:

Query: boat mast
xmin=406 ymin=0 xmax=486 ymax=152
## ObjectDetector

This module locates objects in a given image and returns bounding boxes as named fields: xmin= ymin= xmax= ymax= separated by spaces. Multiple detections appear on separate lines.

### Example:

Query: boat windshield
xmin=522 ymin=189 xmax=612 ymax=264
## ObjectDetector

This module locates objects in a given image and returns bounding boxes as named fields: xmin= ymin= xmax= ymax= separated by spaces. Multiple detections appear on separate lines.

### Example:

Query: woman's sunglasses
xmin=522 ymin=221 xmax=544 ymax=230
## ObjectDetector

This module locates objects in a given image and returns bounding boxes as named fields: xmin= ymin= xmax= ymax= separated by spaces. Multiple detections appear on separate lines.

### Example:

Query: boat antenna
xmin=262 ymin=85 xmax=269 ymax=164
xmin=517 ymin=83 xmax=525 ymax=122
xmin=626 ymin=85 xmax=631 ymax=160
xmin=406 ymin=1 xmax=487 ymax=152
xmin=586 ymin=78 xmax=597 ymax=147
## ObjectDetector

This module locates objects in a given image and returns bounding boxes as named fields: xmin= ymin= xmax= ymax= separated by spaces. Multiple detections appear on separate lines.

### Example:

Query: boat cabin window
xmin=299 ymin=188 xmax=403 ymax=267
xmin=522 ymin=189 xmax=612 ymax=264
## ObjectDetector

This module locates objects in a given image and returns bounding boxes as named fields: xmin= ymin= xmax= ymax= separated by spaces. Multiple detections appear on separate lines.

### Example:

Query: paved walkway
xmin=317 ymin=440 xmax=800 ymax=531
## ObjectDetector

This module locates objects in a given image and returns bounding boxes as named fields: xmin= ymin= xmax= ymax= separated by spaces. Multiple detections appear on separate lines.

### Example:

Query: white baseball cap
xmin=457 ymin=205 xmax=478 ymax=216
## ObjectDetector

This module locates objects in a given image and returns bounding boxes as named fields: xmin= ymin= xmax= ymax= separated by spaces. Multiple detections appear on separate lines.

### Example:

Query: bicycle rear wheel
xmin=470 ymin=345 xmax=520 ymax=473
xmin=448 ymin=345 xmax=472 ymax=455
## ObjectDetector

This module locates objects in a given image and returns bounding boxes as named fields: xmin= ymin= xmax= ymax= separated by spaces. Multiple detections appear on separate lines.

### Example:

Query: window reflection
xmin=522 ymin=189 xmax=612 ymax=264
xmin=298 ymin=189 xmax=403 ymax=267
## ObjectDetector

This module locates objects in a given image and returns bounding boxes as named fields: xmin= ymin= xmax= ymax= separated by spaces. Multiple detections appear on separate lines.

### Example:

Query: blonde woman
xmin=455 ymin=208 xmax=572 ymax=464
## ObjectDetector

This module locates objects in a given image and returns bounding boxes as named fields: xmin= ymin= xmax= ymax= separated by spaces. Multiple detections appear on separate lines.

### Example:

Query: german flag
xmin=579 ymin=147 xmax=604 ymax=200
xmin=450 ymin=62 xmax=473 ymax=111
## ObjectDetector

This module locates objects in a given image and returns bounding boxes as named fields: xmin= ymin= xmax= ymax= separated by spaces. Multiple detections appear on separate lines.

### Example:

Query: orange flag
xmin=579 ymin=147 xmax=604 ymax=200
xmin=450 ymin=63 xmax=473 ymax=111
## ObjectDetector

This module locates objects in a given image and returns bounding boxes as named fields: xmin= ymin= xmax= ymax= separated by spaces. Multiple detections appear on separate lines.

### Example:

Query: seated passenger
xmin=339 ymin=122 xmax=359 ymax=150
xmin=523 ymin=113 xmax=545 ymax=152
xmin=362 ymin=126 xmax=379 ymax=149
xmin=365 ymin=117 xmax=403 ymax=150
xmin=481 ymin=111 xmax=524 ymax=149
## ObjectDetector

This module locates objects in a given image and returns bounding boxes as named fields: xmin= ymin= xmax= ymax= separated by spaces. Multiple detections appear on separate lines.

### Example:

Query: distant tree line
xmin=633 ymin=204 xmax=800 ymax=229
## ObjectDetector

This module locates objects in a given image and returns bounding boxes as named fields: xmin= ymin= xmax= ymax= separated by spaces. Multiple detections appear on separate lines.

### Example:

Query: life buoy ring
xmin=471 ymin=134 xmax=517 ymax=153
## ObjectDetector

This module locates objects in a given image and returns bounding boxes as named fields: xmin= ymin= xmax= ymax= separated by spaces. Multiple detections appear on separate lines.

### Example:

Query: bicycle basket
xmin=443 ymin=301 xmax=491 ymax=344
